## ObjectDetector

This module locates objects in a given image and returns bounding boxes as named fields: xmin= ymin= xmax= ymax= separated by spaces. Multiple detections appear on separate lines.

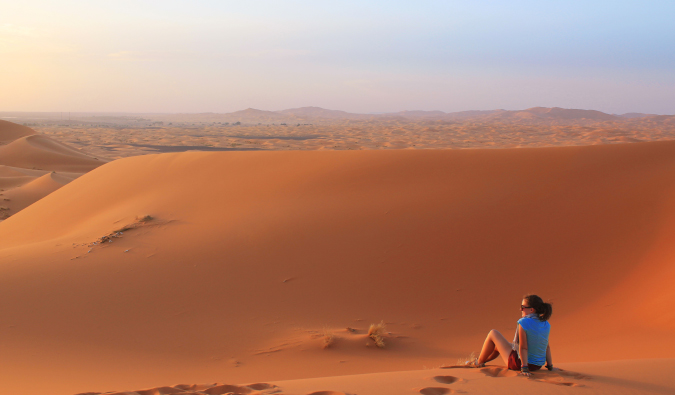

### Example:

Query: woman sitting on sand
xmin=468 ymin=294 xmax=554 ymax=377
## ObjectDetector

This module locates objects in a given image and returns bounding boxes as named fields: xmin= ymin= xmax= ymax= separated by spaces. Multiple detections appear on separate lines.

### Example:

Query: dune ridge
xmin=1 ymin=141 xmax=675 ymax=394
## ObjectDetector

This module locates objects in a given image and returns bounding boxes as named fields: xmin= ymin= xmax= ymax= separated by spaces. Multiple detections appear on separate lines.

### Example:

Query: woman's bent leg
xmin=484 ymin=349 xmax=500 ymax=363
xmin=477 ymin=330 xmax=513 ymax=366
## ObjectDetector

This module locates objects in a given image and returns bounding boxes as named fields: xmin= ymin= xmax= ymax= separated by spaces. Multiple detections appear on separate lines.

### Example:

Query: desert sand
xmin=1 ymin=128 xmax=675 ymax=394
xmin=2 ymin=106 xmax=673 ymax=159
xmin=0 ymin=120 xmax=106 ymax=221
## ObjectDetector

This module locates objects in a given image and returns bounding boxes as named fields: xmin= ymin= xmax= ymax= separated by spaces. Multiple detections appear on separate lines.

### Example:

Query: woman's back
xmin=517 ymin=315 xmax=550 ymax=366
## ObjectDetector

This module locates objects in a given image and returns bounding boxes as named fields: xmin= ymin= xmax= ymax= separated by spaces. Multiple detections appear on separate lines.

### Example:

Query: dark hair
xmin=524 ymin=294 xmax=552 ymax=321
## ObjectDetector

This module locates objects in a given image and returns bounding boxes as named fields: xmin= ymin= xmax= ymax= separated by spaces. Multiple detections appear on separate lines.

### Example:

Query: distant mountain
xmin=167 ymin=106 xmax=649 ymax=124
xmin=225 ymin=108 xmax=289 ymax=122
xmin=487 ymin=107 xmax=619 ymax=121
xmin=277 ymin=106 xmax=371 ymax=120
xmin=277 ymin=108 xmax=505 ymax=121
xmin=272 ymin=107 xmax=620 ymax=122
xmin=527 ymin=107 xmax=618 ymax=120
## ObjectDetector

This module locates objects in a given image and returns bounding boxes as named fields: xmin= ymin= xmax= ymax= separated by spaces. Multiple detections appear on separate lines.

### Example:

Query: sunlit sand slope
xmin=102 ymin=359 xmax=675 ymax=395
xmin=1 ymin=142 xmax=675 ymax=394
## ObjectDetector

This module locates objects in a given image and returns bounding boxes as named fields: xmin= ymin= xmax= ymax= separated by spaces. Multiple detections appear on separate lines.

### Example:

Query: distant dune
xmin=1 ymin=141 xmax=674 ymax=394
xmin=19 ymin=106 xmax=674 ymax=160
xmin=0 ymin=121 xmax=105 ymax=220
xmin=0 ymin=119 xmax=36 ymax=143
xmin=0 ymin=134 xmax=104 ymax=172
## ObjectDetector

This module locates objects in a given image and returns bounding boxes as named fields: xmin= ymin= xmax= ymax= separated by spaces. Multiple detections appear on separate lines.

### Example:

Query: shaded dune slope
xmin=0 ymin=119 xmax=35 ymax=143
xmin=1 ymin=142 xmax=675 ymax=394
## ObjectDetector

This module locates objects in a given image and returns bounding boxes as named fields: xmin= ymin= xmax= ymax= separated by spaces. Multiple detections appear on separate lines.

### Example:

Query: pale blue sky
xmin=1 ymin=1 xmax=673 ymax=113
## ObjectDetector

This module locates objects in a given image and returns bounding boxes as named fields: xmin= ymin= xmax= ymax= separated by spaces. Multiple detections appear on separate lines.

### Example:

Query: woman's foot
xmin=465 ymin=358 xmax=485 ymax=368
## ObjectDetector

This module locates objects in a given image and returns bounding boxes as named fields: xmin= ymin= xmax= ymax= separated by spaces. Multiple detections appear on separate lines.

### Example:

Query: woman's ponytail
xmin=524 ymin=294 xmax=552 ymax=321
xmin=540 ymin=302 xmax=552 ymax=321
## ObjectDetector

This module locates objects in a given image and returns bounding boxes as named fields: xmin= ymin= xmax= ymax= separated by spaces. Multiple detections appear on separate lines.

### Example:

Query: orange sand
xmin=1 ymin=139 xmax=675 ymax=394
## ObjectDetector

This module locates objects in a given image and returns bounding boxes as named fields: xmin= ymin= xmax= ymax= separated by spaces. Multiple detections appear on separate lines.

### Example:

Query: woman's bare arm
xmin=518 ymin=325 xmax=530 ymax=376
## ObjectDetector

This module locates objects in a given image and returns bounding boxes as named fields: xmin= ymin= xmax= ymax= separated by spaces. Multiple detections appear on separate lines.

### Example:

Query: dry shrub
xmin=368 ymin=321 xmax=386 ymax=348
xmin=89 ymin=215 xmax=158 ymax=247
xmin=113 ymin=215 xmax=154 ymax=233
xmin=322 ymin=333 xmax=335 ymax=349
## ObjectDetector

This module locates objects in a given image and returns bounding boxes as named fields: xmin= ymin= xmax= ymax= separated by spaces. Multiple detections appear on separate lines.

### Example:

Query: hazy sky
xmin=1 ymin=1 xmax=674 ymax=114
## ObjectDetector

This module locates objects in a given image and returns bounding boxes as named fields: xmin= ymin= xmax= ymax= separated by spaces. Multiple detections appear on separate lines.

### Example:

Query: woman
xmin=468 ymin=294 xmax=554 ymax=376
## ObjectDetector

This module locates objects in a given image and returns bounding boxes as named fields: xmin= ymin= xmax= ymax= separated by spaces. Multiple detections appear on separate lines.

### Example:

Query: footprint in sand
xmin=535 ymin=379 xmax=582 ymax=387
xmin=558 ymin=370 xmax=591 ymax=380
xmin=479 ymin=367 xmax=519 ymax=378
xmin=534 ymin=371 xmax=588 ymax=387
xmin=418 ymin=388 xmax=455 ymax=395
xmin=306 ymin=391 xmax=348 ymax=395
xmin=432 ymin=376 xmax=459 ymax=384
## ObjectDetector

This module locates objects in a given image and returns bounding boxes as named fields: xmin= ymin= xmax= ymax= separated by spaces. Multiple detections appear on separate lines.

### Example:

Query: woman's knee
xmin=488 ymin=329 xmax=503 ymax=338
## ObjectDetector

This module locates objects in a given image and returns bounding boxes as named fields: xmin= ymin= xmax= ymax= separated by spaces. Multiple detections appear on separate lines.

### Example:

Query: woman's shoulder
xmin=518 ymin=315 xmax=550 ymax=327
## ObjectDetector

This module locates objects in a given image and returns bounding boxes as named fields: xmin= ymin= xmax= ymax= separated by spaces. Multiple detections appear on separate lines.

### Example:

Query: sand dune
xmin=0 ymin=119 xmax=36 ymax=143
xmin=0 ymin=121 xmax=106 ymax=221
xmin=0 ymin=174 xmax=37 ymax=190
xmin=1 ymin=141 xmax=675 ymax=394
xmin=0 ymin=134 xmax=104 ymax=172
xmin=1 ymin=172 xmax=77 ymax=214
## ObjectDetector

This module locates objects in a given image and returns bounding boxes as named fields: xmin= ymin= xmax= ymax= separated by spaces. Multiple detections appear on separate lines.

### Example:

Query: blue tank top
xmin=517 ymin=315 xmax=550 ymax=366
